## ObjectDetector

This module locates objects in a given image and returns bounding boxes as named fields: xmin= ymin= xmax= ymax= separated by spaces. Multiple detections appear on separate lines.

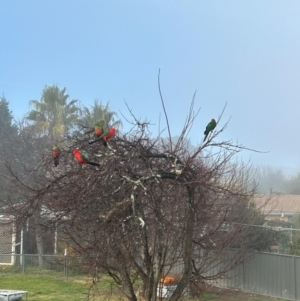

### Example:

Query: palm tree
xmin=26 ymin=85 xmax=80 ymax=139
xmin=24 ymin=85 xmax=80 ymax=267
xmin=80 ymin=100 xmax=122 ymax=130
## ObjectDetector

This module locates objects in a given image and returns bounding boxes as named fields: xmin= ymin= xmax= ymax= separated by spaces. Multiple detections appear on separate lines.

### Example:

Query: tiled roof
xmin=253 ymin=194 xmax=300 ymax=215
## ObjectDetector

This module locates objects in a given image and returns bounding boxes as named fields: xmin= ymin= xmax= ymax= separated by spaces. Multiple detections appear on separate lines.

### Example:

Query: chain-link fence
xmin=0 ymin=254 xmax=88 ymax=277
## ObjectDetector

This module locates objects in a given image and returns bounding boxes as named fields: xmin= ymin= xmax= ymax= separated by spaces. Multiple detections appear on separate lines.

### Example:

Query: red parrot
xmin=52 ymin=144 xmax=61 ymax=167
xmin=73 ymin=149 xmax=100 ymax=166
xmin=89 ymin=126 xmax=116 ymax=146
xmin=100 ymin=127 xmax=116 ymax=146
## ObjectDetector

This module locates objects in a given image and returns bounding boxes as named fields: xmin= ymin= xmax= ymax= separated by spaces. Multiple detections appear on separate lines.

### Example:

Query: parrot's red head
xmin=212 ymin=118 xmax=216 ymax=122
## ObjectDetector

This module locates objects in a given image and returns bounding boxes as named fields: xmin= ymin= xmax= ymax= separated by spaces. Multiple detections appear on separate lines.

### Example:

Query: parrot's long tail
xmin=88 ymin=138 xmax=99 ymax=144
xmin=89 ymin=138 xmax=108 ymax=147
xmin=203 ymin=134 xmax=208 ymax=142
xmin=87 ymin=162 xmax=100 ymax=166
xmin=53 ymin=158 xmax=59 ymax=167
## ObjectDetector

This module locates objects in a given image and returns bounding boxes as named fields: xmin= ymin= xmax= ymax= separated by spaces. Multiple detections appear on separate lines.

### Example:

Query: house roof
xmin=254 ymin=194 xmax=300 ymax=216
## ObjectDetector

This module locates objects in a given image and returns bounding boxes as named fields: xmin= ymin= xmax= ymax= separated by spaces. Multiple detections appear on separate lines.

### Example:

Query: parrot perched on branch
xmin=94 ymin=120 xmax=104 ymax=137
xmin=52 ymin=144 xmax=61 ymax=167
xmin=88 ymin=120 xmax=105 ymax=144
xmin=100 ymin=127 xmax=116 ymax=147
xmin=203 ymin=119 xmax=217 ymax=142
xmin=89 ymin=125 xmax=116 ymax=146
xmin=73 ymin=149 xmax=100 ymax=166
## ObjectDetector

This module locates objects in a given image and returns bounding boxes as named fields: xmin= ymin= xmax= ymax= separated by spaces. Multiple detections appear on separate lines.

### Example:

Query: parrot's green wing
xmin=80 ymin=150 xmax=100 ymax=166
xmin=206 ymin=121 xmax=216 ymax=132
xmin=203 ymin=119 xmax=217 ymax=142
xmin=83 ymin=120 xmax=104 ymax=135
xmin=80 ymin=150 xmax=90 ymax=162
xmin=95 ymin=120 xmax=105 ymax=128
xmin=99 ymin=130 xmax=109 ymax=138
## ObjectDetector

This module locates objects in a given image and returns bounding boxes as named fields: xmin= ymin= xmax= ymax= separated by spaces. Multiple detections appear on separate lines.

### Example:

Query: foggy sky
xmin=1 ymin=1 xmax=300 ymax=172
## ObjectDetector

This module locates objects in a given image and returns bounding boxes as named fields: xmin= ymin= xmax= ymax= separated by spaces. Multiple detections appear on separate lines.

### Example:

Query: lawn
xmin=0 ymin=274 xmax=93 ymax=300
xmin=0 ymin=271 xmax=286 ymax=301
xmin=197 ymin=290 xmax=286 ymax=301
xmin=0 ymin=271 xmax=122 ymax=301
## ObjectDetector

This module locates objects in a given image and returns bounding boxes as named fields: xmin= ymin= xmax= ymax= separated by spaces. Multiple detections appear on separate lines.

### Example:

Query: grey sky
xmin=1 ymin=1 xmax=300 ymax=171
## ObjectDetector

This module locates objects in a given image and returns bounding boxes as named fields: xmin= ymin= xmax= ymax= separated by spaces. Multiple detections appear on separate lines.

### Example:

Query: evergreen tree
xmin=0 ymin=96 xmax=17 ymax=140
xmin=0 ymin=96 xmax=18 ymax=204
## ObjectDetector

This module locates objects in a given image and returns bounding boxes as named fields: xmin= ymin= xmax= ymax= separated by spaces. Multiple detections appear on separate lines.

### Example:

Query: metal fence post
xmin=64 ymin=249 xmax=67 ymax=278
xmin=242 ymin=259 xmax=245 ymax=291
xmin=22 ymin=253 xmax=25 ymax=273
xmin=294 ymin=255 xmax=297 ymax=301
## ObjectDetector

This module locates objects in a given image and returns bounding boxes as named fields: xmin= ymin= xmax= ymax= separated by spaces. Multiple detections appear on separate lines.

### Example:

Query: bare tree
xmin=3 ymin=91 xmax=270 ymax=301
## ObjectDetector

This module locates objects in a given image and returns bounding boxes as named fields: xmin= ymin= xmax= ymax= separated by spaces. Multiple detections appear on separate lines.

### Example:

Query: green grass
xmin=200 ymin=292 xmax=220 ymax=300
xmin=0 ymin=272 xmax=122 ymax=301
xmin=247 ymin=298 xmax=285 ymax=301
xmin=195 ymin=291 xmax=286 ymax=301
xmin=0 ymin=274 xmax=89 ymax=300
xmin=0 ymin=270 xmax=286 ymax=301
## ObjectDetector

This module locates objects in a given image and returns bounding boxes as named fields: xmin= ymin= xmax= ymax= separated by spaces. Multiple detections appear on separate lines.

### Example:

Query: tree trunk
xmin=33 ymin=205 xmax=45 ymax=268
xmin=169 ymin=188 xmax=195 ymax=301
xmin=120 ymin=268 xmax=138 ymax=301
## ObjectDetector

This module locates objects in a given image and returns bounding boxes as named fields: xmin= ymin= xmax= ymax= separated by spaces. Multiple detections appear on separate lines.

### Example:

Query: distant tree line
xmin=256 ymin=166 xmax=300 ymax=195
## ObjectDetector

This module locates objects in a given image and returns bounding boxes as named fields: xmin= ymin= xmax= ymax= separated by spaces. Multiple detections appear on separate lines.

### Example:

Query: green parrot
xmin=203 ymin=118 xmax=217 ymax=142
xmin=52 ymin=144 xmax=61 ymax=167
xmin=94 ymin=120 xmax=105 ymax=136
xmin=88 ymin=120 xmax=105 ymax=144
